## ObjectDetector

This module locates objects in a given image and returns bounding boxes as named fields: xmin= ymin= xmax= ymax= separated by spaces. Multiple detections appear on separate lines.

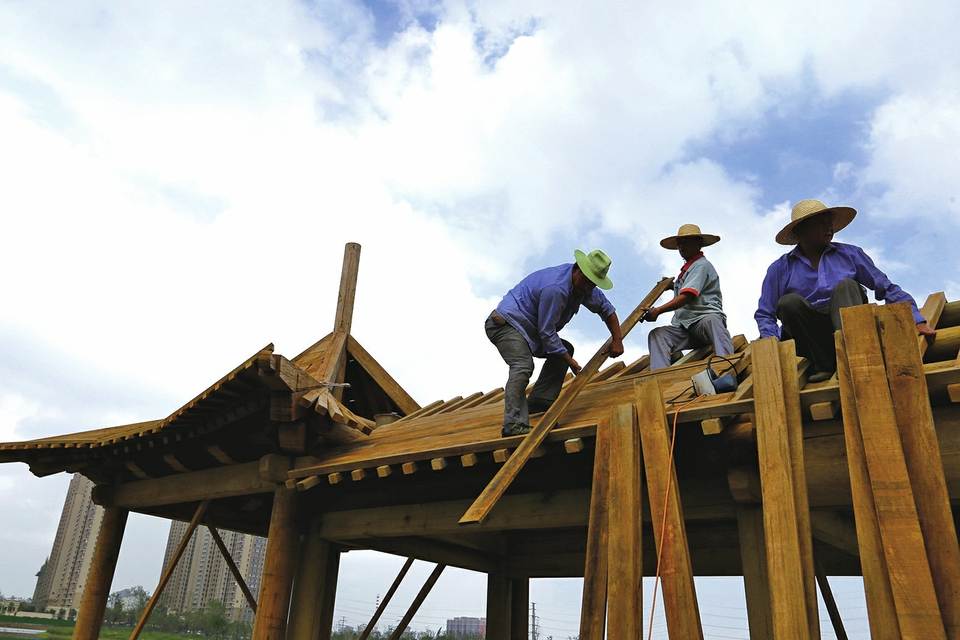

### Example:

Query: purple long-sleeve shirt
xmin=496 ymin=263 xmax=616 ymax=357
xmin=755 ymin=242 xmax=924 ymax=339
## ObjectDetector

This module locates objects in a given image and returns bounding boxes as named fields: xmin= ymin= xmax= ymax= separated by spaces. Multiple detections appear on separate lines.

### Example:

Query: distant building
xmin=445 ymin=616 xmax=486 ymax=637
xmin=158 ymin=520 xmax=267 ymax=623
xmin=35 ymin=474 xmax=105 ymax=616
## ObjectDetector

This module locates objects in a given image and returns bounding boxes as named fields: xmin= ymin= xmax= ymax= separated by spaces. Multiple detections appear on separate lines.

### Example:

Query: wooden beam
xmin=637 ymin=378 xmax=703 ymax=640
xmin=459 ymin=276 xmax=674 ymax=525
xmin=877 ymin=303 xmax=960 ymax=638
xmin=206 ymin=522 xmax=257 ymax=614
xmin=131 ymin=501 xmax=210 ymax=640
xmin=606 ymin=404 xmax=642 ymax=637
xmin=751 ymin=337 xmax=812 ymax=637
xmin=98 ymin=455 xmax=290 ymax=509
xmin=579 ymin=412 xmax=612 ymax=640
xmin=335 ymin=242 xmax=361 ymax=335
xmin=919 ymin=292 xmax=947 ymax=358
xmin=836 ymin=332 xmax=901 ymax=638
xmin=387 ymin=564 xmax=445 ymax=640
xmin=347 ymin=336 xmax=420 ymax=416
xmin=73 ymin=506 xmax=128 ymax=640
xmin=810 ymin=511 xmax=860 ymax=557
xmin=252 ymin=488 xmax=301 ymax=640
xmin=840 ymin=304 xmax=945 ymax=638
xmin=358 ymin=557 xmax=414 ymax=640
xmin=737 ymin=503 xmax=773 ymax=640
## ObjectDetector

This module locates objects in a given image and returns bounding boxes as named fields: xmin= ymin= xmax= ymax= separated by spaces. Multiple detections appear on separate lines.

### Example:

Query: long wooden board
xmin=459 ymin=276 xmax=674 ymax=525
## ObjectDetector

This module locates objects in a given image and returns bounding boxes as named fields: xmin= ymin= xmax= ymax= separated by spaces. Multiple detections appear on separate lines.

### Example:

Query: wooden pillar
xmin=607 ymin=403 xmax=643 ymax=637
xmin=509 ymin=578 xmax=529 ymax=640
xmin=316 ymin=545 xmax=341 ymax=640
xmin=838 ymin=304 xmax=947 ymax=638
xmin=252 ymin=487 xmax=301 ymax=640
xmin=486 ymin=571 xmax=512 ymax=640
xmin=737 ymin=503 xmax=773 ymax=640
xmin=335 ymin=242 xmax=361 ymax=334
xmin=74 ymin=506 xmax=128 ymax=640
xmin=752 ymin=337 xmax=817 ymax=637
xmin=287 ymin=516 xmax=326 ymax=640
xmin=579 ymin=412 xmax=612 ymax=639
xmin=636 ymin=379 xmax=702 ymax=640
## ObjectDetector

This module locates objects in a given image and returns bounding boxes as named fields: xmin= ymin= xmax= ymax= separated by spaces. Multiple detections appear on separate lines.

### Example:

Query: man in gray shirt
xmin=643 ymin=224 xmax=734 ymax=370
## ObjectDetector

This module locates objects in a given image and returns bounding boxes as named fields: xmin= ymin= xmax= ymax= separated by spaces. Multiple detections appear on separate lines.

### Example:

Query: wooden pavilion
xmin=2 ymin=242 xmax=960 ymax=639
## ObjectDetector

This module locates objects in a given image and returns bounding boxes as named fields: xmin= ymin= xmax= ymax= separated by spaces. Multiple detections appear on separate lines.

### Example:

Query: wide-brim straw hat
xmin=574 ymin=249 xmax=614 ymax=290
xmin=777 ymin=199 xmax=857 ymax=245
xmin=660 ymin=224 xmax=720 ymax=250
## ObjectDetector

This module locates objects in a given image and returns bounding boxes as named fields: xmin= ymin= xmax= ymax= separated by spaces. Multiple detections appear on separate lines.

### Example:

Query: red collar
xmin=677 ymin=252 xmax=704 ymax=280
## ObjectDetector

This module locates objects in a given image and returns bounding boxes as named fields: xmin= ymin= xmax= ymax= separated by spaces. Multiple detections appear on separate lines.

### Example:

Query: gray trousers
xmin=776 ymin=278 xmax=868 ymax=373
xmin=485 ymin=315 xmax=573 ymax=427
xmin=648 ymin=314 xmax=734 ymax=370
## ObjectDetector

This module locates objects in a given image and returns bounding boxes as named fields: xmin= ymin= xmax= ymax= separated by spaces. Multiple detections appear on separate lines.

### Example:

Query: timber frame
xmin=3 ymin=242 xmax=960 ymax=639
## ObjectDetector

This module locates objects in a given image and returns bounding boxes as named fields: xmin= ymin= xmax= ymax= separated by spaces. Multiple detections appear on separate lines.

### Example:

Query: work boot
xmin=501 ymin=423 xmax=532 ymax=437
xmin=807 ymin=369 xmax=835 ymax=383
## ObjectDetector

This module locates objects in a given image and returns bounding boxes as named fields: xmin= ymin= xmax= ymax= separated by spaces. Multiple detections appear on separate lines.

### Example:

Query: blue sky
xmin=1 ymin=0 xmax=959 ymax=636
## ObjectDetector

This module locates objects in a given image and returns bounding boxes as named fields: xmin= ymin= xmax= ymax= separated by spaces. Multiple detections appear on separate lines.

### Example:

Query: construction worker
xmin=486 ymin=249 xmax=623 ymax=437
xmin=643 ymin=224 xmax=734 ymax=370
xmin=755 ymin=199 xmax=935 ymax=382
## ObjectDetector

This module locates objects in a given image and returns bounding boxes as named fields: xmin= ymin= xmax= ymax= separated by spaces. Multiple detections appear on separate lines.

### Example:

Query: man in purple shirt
xmin=486 ymin=249 xmax=623 ymax=437
xmin=756 ymin=199 xmax=935 ymax=382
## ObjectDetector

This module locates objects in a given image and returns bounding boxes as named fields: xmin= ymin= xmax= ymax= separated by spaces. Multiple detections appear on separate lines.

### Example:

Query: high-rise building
xmin=158 ymin=521 xmax=267 ymax=623
xmin=35 ymin=474 xmax=105 ymax=616
xmin=445 ymin=616 xmax=486 ymax=637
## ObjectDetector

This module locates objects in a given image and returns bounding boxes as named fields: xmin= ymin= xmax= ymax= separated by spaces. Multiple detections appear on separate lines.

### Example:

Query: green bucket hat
xmin=574 ymin=249 xmax=614 ymax=290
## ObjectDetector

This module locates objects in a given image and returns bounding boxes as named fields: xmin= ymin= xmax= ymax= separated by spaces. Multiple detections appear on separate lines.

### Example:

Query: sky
xmin=0 ymin=0 xmax=958 ymax=637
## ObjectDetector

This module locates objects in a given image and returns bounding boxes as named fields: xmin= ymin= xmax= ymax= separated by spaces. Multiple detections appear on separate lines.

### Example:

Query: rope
xmin=646 ymin=393 xmax=708 ymax=640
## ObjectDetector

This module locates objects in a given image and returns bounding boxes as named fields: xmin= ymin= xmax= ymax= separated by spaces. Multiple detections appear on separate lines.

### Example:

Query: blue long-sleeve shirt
xmin=755 ymin=242 xmax=924 ymax=339
xmin=496 ymin=263 xmax=616 ymax=357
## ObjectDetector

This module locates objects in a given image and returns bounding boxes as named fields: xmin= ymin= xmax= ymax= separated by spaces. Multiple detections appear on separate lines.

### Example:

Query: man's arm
xmin=756 ymin=261 xmax=783 ymax=339
xmin=642 ymin=292 xmax=695 ymax=323
xmin=604 ymin=312 xmax=624 ymax=358
xmin=851 ymin=245 xmax=933 ymax=333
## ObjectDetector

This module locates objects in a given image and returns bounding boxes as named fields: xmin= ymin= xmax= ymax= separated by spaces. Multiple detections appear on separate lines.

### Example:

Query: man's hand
xmin=564 ymin=353 xmax=582 ymax=375
xmin=641 ymin=306 xmax=660 ymax=323
xmin=607 ymin=337 xmax=624 ymax=358
xmin=918 ymin=321 xmax=937 ymax=343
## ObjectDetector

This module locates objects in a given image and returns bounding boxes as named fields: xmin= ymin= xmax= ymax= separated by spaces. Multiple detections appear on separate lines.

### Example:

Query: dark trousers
xmin=776 ymin=279 xmax=868 ymax=373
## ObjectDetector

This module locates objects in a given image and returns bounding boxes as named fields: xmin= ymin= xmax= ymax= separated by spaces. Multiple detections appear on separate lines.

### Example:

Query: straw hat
xmin=776 ymin=199 xmax=857 ymax=245
xmin=660 ymin=224 xmax=720 ymax=250
xmin=574 ymin=249 xmax=614 ymax=290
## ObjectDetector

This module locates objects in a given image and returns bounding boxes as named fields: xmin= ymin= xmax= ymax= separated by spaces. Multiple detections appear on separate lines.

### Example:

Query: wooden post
xmin=607 ymin=403 xmax=643 ymax=638
xmin=836 ymin=333 xmax=901 ymax=639
xmin=510 ymin=578 xmax=529 ymax=640
xmin=335 ymin=242 xmax=361 ymax=334
xmin=287 ymin=516 xmax=326 ymax=640
xmin=636 ymin=378 xmax=703 ymax=640
xmin=839 ymin=304 xmax=945 ymax=639
xmin=316 ymin=545 xmax=341 ymax=640
xmin=877 ymin=303 xmax=960 ymax=639
xmin=74 ymin=506 xmax=128 ymax=640
xmin=486 ymin=571 xmax=512 ymax=640
xmin=579 ymin=413 xmax=612 ymax=639
xmin=252 ymin=487 xmax=301 ymax=640
xmin=460 ymin=276 xmax=674 ymax=525
xmin=358 ymin=557 xmax=415 ymax=640
xmin=751 ymin=337 xmax=813 ymax=637
xmin=387 ymin=564 xmax=445 ymax=640
xmin=736 ymin=503 xmax=773 ymax=640
xmin=130 ymin=501 xmax=210 ymax=640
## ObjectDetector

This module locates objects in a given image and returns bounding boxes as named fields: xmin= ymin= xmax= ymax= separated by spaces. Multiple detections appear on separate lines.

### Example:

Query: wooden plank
xmin=346 ymin=335 xmax=420 ymax=415
xmin=925 ymin=325 xmax=960 ymax=362
xmin=459 ymin=276 xmax=675 ymax=524
xmin=751 ymin=337 xmax=811 ymax=637
xmin=579 ymin=414 xmax=612 ymax=639
xmin=840 ymin=305 xmax=945 ymax=638
xmin=207 ymin=522 xmax=257 ymax=613
xmin=636 ymin=378 xmax=703 ymax=640
xmin=878 ymin=303 xmax=960 ymax=638
xmin=358 ymin=557 xmax=414 ymax=640
xmin=778 ymin=340 xmax=820 ymax=637
xmin=919 ymin=292 xmax=947 ymax=358
xmin=386 ymin=564 xmax=445 ymax=640
xmin=334 ymin=242 xmax=361 ymax=334
xmin=296 ymin=476 xmax=321 ymax=492
xmin=737 ymin=503 xmax=772 ymax=640
xmin=606 ymin=404 xmax=642 ymax=638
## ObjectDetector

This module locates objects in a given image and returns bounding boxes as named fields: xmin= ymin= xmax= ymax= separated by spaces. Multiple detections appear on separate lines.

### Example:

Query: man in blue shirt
xmin=756 ymin=199 xmax=935 ymax=382
xmin=486 ymin=249 xmax=623 ymax=437
xmin=643 ymin=224 xmax=734 ymax=370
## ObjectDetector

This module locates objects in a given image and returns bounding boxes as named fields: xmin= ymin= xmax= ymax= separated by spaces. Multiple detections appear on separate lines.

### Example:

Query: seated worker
xmin=643 ymin=224 xmax=734 ymax=370
xmin=486 ymin=249 xmax=623 ymax=437
xmin=756 ymin=199 xmax=935 ymax=382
